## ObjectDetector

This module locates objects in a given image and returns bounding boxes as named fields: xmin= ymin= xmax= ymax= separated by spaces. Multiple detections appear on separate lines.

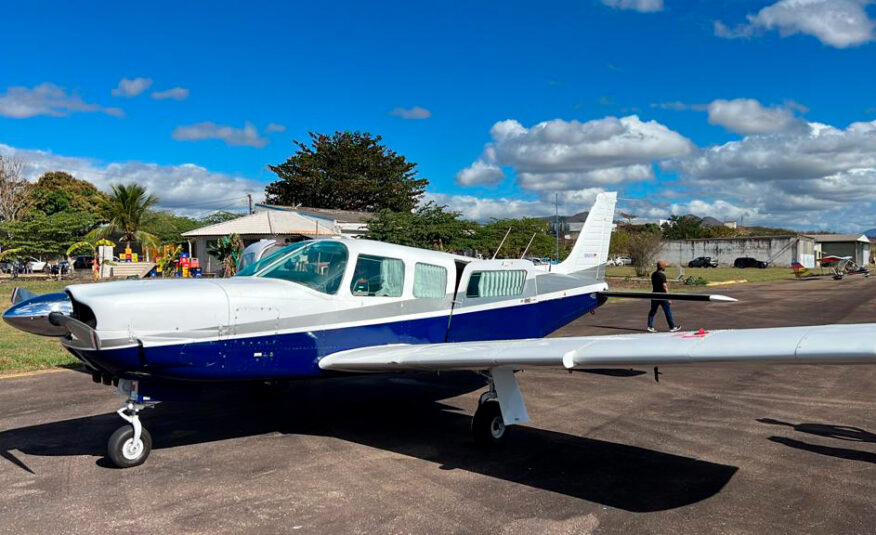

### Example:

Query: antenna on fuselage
xmin=491 ymin=226 xmax=513 ymax=260
xmin=520 ymin=233 xmax=537 ymax=259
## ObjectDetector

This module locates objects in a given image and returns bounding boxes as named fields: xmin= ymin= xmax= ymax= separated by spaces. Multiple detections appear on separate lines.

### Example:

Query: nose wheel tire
xmin=472 ymin=400 xmax=508 ymax=447
xmin=107 ymin=425 xmax=152 ymax=468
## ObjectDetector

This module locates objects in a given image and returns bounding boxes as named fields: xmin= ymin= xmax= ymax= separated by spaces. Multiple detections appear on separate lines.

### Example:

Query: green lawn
xmin=605 ymin=265 xmax=797 ymax=284
xmin=0 ymin=279 xmax=79 ymax=375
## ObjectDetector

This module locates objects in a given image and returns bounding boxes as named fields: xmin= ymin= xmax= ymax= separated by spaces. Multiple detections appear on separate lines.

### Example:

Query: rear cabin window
xmin=350 ymin=254 xmax=405 ymax=297
xmin=413 ymin=263 xmax=448 ymax=298
xmin=465 ymin=270 xmax=526 ymax=298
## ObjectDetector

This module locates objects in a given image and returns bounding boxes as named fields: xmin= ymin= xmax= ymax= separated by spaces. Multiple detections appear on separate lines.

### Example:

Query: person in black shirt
xmin=647 ymin=260 xmax=680 ymax=333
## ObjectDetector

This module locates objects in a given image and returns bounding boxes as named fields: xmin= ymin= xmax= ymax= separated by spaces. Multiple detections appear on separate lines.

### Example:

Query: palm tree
xmin=89 ymin=184 xmax=159 ymax=250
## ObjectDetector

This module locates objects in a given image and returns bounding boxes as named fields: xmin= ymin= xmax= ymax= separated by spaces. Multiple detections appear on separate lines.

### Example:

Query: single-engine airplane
xmin=5 ymin=192 xmax=876 ymax=468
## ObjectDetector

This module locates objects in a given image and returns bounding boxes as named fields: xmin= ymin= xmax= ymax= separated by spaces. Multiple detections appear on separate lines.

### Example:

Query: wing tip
xmin=709 ymin=295 xmax=738 ymax=302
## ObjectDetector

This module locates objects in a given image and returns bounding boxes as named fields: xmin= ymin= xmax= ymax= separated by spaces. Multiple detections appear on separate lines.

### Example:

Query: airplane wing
xmin=319 ymin=323 xmax=876 ymax=373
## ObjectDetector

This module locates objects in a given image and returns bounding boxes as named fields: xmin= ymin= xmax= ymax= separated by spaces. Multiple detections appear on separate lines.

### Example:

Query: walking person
xmin=647 ymin=260 xmax=680 ymax=333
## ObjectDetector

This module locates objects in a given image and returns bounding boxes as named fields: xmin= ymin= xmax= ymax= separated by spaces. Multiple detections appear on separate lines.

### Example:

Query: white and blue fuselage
xmin=4 ymin=193 xmax=618 ymax=384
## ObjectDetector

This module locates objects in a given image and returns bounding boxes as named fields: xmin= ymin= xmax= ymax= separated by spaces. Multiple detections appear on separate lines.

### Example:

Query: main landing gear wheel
xmin=108 ymin=425 xmax=152 ymax=468
xmin=472 ymin=399 xmax=508 ymax=447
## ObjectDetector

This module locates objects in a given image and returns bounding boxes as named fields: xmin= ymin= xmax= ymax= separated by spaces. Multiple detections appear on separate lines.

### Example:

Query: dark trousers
xmin=648 ymin=300 xmax=675 ymax=328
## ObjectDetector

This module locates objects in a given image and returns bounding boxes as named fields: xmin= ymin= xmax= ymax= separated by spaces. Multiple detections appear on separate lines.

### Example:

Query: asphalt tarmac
xmin=0 ymin=276 xmax=874 ymax=534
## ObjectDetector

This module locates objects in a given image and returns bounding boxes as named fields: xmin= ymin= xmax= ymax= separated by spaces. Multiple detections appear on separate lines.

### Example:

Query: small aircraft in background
xmin=5 ymin=192 xmax=876 ymax=468
xmin=794 ymin=256 xmax=872 ymax=280
xmin=820 ymin=255 xmax=870 ymax=280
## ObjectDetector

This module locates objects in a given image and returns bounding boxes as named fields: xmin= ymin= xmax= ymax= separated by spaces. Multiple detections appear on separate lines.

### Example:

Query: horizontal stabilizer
xmin=600 ymin=291 xmax=736 ymax=302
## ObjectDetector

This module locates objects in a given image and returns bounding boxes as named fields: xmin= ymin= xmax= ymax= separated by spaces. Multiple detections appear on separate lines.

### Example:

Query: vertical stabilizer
xmin=553 ymin=191 xmax=617 ymax=277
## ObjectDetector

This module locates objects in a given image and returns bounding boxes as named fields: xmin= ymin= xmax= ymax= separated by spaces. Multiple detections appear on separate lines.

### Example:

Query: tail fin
xmin=553 ymin=191 xmax=617 ymax=276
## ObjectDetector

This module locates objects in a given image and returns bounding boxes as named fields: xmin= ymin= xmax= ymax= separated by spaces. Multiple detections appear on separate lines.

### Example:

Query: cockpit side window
xmin=257 ymin=241 xmax=349 ymax=294
xmin=350 ymin=254 xmax=405 ymax=297
xmin=236 ymin=242 xmax=307 ymax=277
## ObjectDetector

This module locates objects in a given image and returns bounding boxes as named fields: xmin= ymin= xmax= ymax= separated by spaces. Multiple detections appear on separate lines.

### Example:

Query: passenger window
xmin=350 ymin=254 xmax=405 ymax=297
xmin=465 ymin=270 xmax=526 ymax=298
xmin=413 ymin=263 xmax=447 ymax=298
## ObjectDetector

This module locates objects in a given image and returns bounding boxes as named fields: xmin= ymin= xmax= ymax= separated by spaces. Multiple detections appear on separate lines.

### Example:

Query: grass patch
xmin=0 ymin=279 xmax=79 ymax=375
xmin=605 ymin=266 xmax=796 ymax=284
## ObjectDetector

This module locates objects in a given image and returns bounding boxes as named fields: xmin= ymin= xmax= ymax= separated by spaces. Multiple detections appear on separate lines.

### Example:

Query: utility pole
xmin=555 ymin=193 xmax=559 ymax=263
xmin=247 ymin=194 xmax=253 ymax=215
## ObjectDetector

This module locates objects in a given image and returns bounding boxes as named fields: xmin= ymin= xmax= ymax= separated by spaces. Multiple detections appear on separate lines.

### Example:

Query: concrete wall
xmin=660 ymin=236 xmax=815 ymax=267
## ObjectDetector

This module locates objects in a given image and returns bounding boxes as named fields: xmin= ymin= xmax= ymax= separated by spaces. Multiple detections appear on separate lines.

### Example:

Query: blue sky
xmin=2 ymin=0 xmax=876 ymax=230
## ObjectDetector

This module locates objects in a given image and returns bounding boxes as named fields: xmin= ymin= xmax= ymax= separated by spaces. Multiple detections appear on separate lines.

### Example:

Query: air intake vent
xmin=66 ymin=291 xmax=97 ymax=328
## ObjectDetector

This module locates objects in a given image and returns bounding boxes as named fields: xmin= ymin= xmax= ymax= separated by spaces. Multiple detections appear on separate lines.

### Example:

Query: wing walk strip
xmin=318 ymin=323 xmax=876 ymax=372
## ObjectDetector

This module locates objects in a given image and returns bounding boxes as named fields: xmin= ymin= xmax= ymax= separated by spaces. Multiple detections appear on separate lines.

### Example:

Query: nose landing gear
xmin=108 ymin=380 xmax=158 ymax=468
xmin=108 ymin=401 xmax=153 ymax=468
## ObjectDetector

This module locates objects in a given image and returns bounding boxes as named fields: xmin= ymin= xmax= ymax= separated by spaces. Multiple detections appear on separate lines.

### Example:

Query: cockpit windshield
xmin=236 ymin=241 xmax=349 ymax=295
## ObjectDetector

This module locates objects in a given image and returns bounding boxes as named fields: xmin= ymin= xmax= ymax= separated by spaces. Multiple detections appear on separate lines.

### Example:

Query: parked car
xmin=0 ymin=260 xmax=17 ymax=274
xmin=688 ymin=256 xmax=718 ymax=268
xmin=734 ymin=257 xmax=768 ymax=269
xmin=24 ymin=257 xmax=49 ymax=273
xmin=50 ymin=260 xmax=71 ymax=275
xmin=611 ymin=256 xmax=632 ymax=266
xmin=73 ymin=256 xmax=94 ymax=269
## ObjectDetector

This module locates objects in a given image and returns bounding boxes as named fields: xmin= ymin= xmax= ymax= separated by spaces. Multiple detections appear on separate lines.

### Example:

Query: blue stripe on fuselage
xmin=80 ymin=292 xmax=599 ymax=380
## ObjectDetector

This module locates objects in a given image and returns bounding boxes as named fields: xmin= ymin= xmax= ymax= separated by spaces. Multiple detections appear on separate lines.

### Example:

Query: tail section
xmin=553 ymin=191 xmax=617 ymax=276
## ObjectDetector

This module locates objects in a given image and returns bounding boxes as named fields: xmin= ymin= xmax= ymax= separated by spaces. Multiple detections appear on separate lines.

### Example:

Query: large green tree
xmin=471 ymin=218 xmax=556 ymax=259
xmin=142 ymin=211 xmax=200 ymax=245
xmin=366 ymin=202 xmax=474 ymax=250
xmin=90 ymin=183 xmax=159 ymax=249
xmin=0 ymin=211 xmax=99 ymax=257
xmin=265 ymin=131 xmax=428 ymax=212
xmin=28 ymin=171 xmax=107 ymax=217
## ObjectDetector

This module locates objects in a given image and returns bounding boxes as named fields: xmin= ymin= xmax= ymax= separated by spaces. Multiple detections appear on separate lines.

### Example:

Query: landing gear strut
xmin=107 ymin=379 xmax=158 ymax=468
xmin=108 ymin=401 xmax=153 ymax=468
xmin=471 ymin=367 xmax=531 ymax=447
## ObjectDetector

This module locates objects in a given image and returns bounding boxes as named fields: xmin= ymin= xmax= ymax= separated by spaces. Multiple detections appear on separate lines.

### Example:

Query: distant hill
xmin=864 ymin=228 xmax=876 ymax=238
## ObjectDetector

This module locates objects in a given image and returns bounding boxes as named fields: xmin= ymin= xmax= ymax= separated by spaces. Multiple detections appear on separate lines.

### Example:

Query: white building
xmin=182 ymin=211 xmax=339 ymax=274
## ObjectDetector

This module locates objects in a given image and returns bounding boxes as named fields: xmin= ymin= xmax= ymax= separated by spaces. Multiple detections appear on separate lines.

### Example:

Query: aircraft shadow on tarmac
xmin=758 ymin=418 xmax=876 ymax=464
xmin=0 ymin=372 xmax=737 ymax=512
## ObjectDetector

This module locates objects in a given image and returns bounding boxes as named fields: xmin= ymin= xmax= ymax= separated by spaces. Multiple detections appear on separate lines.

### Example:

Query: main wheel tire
xmin=472 ymin=400 xmax=508 ymax=447
xmin=107 ymin=425 xmax=152 ymax=468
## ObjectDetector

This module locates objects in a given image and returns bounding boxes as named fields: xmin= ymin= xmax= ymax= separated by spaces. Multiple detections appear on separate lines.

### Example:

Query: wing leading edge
xmin=318 ymin=323 xmax=876 ymax=373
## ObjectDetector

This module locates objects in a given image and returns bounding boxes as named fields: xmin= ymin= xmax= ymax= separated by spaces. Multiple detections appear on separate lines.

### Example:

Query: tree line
xmin=0 ymin=156 xmax=239 ymax=259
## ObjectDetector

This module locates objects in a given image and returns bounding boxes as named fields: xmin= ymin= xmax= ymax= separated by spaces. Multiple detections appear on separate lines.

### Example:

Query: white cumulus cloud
xmin=661 ymin=116 xmax=876 ymax=227
xmin=151 ymin=87 xmax=189 ymax=100
xmin=390 ymin=106 xmax=432 ymax=119
xmin=0 ymin=83 xmax=123 ymax=118
xmin=600 ymin=0 xmax=663 ymax=12
xmin=111 ymin=77 xmax=153 ymax=98
xmin=0 ymin=143 xmax=263 ymax=215
xmin=425 ymin=189 xmax=606 ymax=221
xmin=265 ymin=122 xmax=287 ymax=133
xmin=715 ymin=0 xmax=875 ymax=48
xmin=171 ymin=121 xmax=269 ymax=148
xmin=456 ymin=115 xmax=693 ymax=190
xmin=707 ymin=98 xmax=804 ymax=135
